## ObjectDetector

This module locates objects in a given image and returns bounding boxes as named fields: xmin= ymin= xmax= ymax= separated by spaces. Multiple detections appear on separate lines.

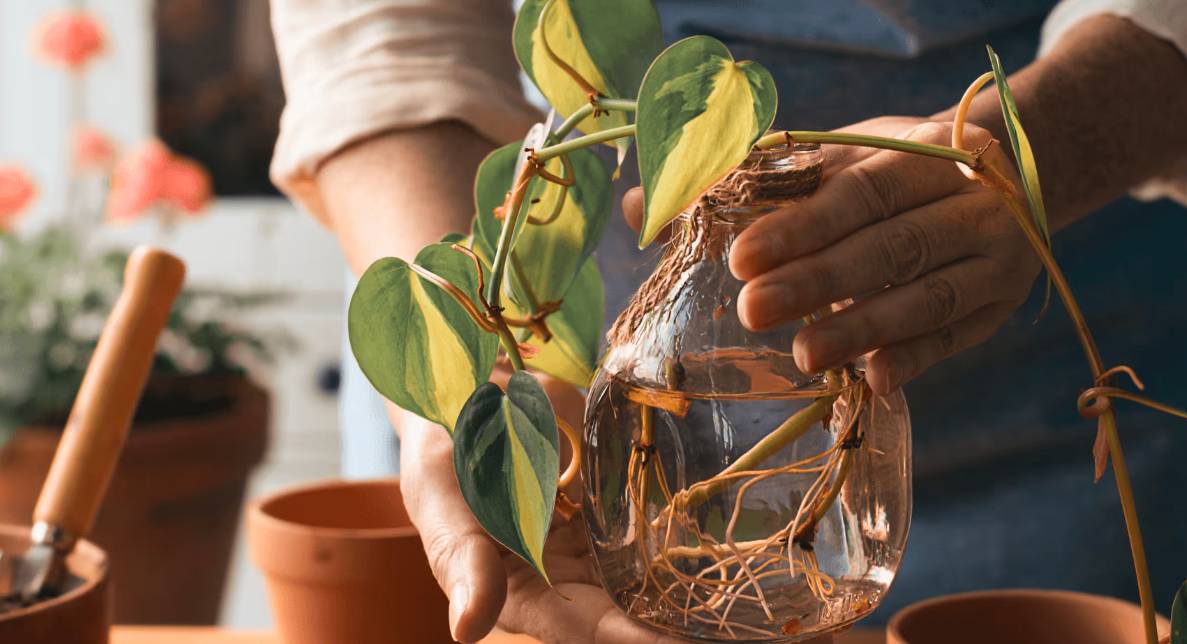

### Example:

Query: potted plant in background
xmin=341 ymin=0 xmax=1187 ymax=642
xmin=0 ymin=8 xmax=286 ymax=626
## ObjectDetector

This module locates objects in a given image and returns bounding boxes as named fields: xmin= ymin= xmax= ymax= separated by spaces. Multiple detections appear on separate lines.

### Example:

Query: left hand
xmin=624 ymin=117 xmax=1041 ymax=395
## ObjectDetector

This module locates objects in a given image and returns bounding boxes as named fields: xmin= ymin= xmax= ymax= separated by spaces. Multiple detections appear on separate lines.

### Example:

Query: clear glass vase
xmin=582 ymin=143 xmax=912 ymax=642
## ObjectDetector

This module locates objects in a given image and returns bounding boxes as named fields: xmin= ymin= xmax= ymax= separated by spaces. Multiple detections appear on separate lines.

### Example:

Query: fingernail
xmin=801 ymin=328 xmax=849 ymax=373
xmin=449 ymin=584 xmax=470 ymax=642
xmin=742 ymin=282 xmax=795 ymax=330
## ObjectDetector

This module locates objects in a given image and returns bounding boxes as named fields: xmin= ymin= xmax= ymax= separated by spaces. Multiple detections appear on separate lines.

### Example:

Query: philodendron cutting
xmin=347 ymin=1 xmax=1186 ymax=641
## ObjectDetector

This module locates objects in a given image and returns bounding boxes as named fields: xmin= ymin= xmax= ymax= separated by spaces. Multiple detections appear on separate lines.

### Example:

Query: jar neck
xmin=692 ymin=142 xmax=823 ymax=225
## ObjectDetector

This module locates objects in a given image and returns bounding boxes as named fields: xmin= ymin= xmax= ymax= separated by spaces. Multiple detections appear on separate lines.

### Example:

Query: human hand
xmin=625 ymin=117 xmax=1040 ymax=395
xmin=393 ymin=364 xmax=833 ymax=644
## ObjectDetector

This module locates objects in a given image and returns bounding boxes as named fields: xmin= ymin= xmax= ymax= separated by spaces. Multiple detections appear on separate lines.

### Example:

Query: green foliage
xmin=473 ymin=141 xmax=611 ymax=305
xmin=635 ymin=36 xmax=777 ymax=246
xmin=987 ymin=45 xmax=1053 ymax=319
xmin=0 ymin=225 xmax=283 ymax=444
xmin=507 ymin=257 xmax=604 ymax=389
xmin=1173 ymin=580 xmax=1186 ymax=644
xmin=453 ymin=371 xmax=559 ymax=581
xmin=513 ymin=0 xmax=662 ymax=166
xmin=349 ymin=243 xmax=498 ymax=433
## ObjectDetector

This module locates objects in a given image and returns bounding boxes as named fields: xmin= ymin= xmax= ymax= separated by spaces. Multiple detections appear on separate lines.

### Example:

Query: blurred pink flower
xmin=106 ymin=140 xmax=211 ymax=224
xmin=75 ymin=127 xmax=117 ymax=172
xmin=33 ymin=11 xmax=106 ymax=69
xmin=0 ymin=165 xmax=37 ymax=230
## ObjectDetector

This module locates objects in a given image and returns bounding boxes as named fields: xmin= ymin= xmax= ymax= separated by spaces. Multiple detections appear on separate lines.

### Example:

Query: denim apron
xmin=340 ymin=0 xmax=1187 ymax=621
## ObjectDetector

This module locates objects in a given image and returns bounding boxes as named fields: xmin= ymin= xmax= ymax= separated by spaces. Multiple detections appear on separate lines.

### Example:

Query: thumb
xmin=393 ymin=404 xmax=508 ymax=643
xmin=622 ymin=186 xmax=673 ymax=245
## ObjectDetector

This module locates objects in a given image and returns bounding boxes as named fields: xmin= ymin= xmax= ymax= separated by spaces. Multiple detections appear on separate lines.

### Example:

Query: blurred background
xmin=0 ymin=0 xmax=345 ymax=630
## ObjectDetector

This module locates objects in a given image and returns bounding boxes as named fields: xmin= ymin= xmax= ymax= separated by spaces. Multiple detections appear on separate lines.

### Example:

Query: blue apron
xmin=341 ymin=0 xmax=1187 ymax=621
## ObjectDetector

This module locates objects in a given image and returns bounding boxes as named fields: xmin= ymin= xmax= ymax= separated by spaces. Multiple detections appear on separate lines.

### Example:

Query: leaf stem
xmin=536 ymin=125 xmax=637 ymax=162
xmin=552 ymin=98 xmax=637 ymax=141
xmin=988 ymin=180 xmax=1156 ymax=644
xmin=756 ymin=131 xmax=978 ymax=167
xmin=953 ymin=72 xmax=995 ymax=150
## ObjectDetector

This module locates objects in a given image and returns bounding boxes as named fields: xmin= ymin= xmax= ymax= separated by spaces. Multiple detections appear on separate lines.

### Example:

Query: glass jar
xmin=582 ymin=143 xmax=912 ymax=642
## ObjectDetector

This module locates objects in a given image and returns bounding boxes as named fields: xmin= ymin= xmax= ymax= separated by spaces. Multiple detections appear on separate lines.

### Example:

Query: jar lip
xmin=745 ymin=141 xmax=821 ymax=160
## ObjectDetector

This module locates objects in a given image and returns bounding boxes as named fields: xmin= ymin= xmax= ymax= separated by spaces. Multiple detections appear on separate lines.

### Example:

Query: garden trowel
xmin=0 ymin=247 xmax=185 ymax=611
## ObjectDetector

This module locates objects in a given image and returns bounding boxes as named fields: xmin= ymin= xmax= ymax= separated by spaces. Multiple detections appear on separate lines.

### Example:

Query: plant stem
xmin=536 ymin=125 xmax=636 ymax=162
xmin=756 ymin=131 xmax=978 ymax=167
xmin=486 ymin=162 xmax=535 ymax=306
xmin=685 ymin=396 xmax=836 ymax=508
xmin=988 ymin=180 xmax=1156 ymax=644
xmin=553 ymin=98 xmax=638 ymax=141
xmin=597 ymin=98 xmax=637 ymax=113
xmin=953 ymin=72 xmax=995 ymax=150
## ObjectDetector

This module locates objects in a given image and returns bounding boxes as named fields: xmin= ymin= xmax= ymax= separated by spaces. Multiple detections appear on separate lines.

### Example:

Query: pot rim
xmin=0 ymin=525 xmax=108 ymax=623
xmin=887 ymin=587 xmax=1170 ymax=639
xmin=247 ymin=476 xmax=419 ymax=541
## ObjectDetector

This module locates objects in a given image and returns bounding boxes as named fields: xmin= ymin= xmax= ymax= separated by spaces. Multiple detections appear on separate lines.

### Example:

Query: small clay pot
xmin=887 ymin=589 xmax=1170 ymax=644
xmin=247 ymin=477 xmax=452 ymax=644
xmin=0 ymin=524 xmax=112 ymax=644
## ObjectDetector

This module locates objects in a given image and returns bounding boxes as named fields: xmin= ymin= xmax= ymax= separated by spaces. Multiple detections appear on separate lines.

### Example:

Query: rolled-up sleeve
xmin=270 ymin=0 xmax=543 ymax=223
xmin=1040 ymin=0 xmax=1187 ymax=206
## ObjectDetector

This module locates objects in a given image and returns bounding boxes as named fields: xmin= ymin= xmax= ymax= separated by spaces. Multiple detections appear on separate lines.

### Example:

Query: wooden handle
xmin=34 ymin=247 xmax=186 ymax=537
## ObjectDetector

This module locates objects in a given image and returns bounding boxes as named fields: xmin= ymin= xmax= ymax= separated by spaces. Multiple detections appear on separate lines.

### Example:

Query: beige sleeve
xmin=1040 ymin=0 xmax=1187 ymax=206
xmin=269 ymin=0 xmax=543 ymax=224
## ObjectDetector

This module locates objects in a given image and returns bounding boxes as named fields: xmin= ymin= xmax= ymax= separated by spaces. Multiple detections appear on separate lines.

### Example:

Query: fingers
xmin=499 ymin=579 xmax=689 ymax=644
xmin=735 ymin=191 xmax=999 ymax=331
xmin=731 ymin=122 xmax=972 ymax=282
xmin=790 ymin=257 xmax=1022 ymax=377
xmin=393 ymin=405 xmax=508 ymax=643
xmin=864 ymin=302 xmax=1016 ymax=394
xmin=622 ymin=186 xmax=672 ymax=245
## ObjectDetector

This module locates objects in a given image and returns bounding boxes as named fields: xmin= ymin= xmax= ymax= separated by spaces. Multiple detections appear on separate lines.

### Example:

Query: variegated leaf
xmin=348 ymin=243 xmax=498 ymax=433
xmin=513 ymin=0 xmax=662 ymax=164
xmin=987 ymin=45 xmax=1052 ymax=319
xmin=454 ymin=371 xmax=560 ymax=582
xmin=505 ymin=257 xmax=604 ymax=389
xmin=1173 ymin=580 xmax=1186 ymax=644
xmin=473 ymin=140 xmax=611 ymax=305
xmin=635 ymin=36 xmax=777 ymax=247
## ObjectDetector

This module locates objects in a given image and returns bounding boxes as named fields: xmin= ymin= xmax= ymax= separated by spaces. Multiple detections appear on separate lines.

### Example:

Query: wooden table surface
xmin=112 ymin=626 xmax=884 ymax=644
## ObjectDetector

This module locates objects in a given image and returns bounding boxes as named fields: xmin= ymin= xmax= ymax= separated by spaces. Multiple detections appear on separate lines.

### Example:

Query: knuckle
xmin=847 ymin=164 xmax=907 ymax=221
xmin=878 ymin=221 xmax=931 ymax=285
xmin=902 ymin=121 xmax=949 ymax=144
xmin=920 ymin=275 xmax=959 ymax=327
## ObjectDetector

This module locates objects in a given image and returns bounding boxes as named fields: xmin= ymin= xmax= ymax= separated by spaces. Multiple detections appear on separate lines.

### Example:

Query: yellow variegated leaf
xmin=635 ymin=36 xmax=777 ymax=247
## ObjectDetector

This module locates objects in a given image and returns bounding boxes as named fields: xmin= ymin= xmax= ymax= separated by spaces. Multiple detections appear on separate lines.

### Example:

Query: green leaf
xmin=513 ymin=0 xmax=662 ymax=163
xmin=454 ymin=371 xmax=560 ymax=582
xmin=635 ymin=36 xmax=778 ymax=247
xmin=507 ymin=257 xmax=604 ymax=389
xmin=1172 ymin=580 xmax=1187 ymax=644
xmin=440 ymin=232 xmax=469 ymax=245
xmin=473 ymin=141 xmax=612 ymax=305
xmin=987 ymin=45 xmax=1052 ymax=319
xmin=348 ymin=243 xmax=498 ymax=433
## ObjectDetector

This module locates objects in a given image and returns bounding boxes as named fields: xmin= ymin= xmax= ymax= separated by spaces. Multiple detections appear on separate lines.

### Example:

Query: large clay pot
xmin=0 ymin=375 xmax=269 ymax=624
xmin=0 ymin=524 xmax=112 ymax=644
xmin=247 ymin=477 xmax=452 ymax=644
xmin=887 ymin=589 xmax=1170 ymax=644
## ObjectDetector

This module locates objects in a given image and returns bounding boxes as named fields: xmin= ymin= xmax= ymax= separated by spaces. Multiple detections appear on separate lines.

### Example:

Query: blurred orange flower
xmin=33 ymin=11 xmax=106 ymax=69
xmin=0 ymin=166 xmax=38 ymax=230
xmin=75 ymin=127 xmax=117 ymax=172
xmin=106 ymin=140 xmax=211 ymax=224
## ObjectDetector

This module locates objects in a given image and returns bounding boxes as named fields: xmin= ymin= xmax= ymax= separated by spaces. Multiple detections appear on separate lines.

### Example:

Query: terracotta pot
xmin=0 ymin=524 xmax=112 ymax=644
xmin=887 ymin=589 xmax=1170 ymax=644
xmin=0 ymin=375 xmax=269 ymax=625
xmin=247 ymin=477 xmax=453 ymax=644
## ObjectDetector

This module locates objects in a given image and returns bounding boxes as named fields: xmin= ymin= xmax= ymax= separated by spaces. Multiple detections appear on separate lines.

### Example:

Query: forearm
xmin=934 ymin=14 xmax=1187 ymax=231
xmin=317 ymin=121 xmax=496 ymax=276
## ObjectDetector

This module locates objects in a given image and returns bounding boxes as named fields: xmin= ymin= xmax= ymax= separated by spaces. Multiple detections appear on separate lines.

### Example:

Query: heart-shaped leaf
xmin=987 ymin=45 xmax=1052 ymax=319
xmin=348 ymin=243 xmax=498 ymax=433
xmin=506 ymin=257 xmax=604 ymax=389
xmin=635 ymin=36 xmax=777 ymax=247
xmin=454 ymin=371 xmax=560 ymax=581
xmin=513 ymin=0 xmax=662 ymax=164
xmin=473 ymin=140 xmax=611 ymax=305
